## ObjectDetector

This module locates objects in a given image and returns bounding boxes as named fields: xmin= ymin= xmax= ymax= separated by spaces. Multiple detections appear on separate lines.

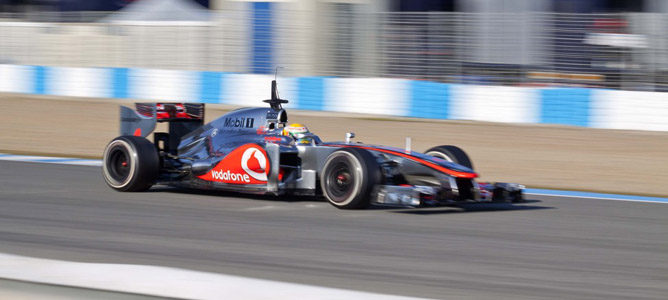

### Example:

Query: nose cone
xmin=426 ymin=156 xmax=477 ymax=178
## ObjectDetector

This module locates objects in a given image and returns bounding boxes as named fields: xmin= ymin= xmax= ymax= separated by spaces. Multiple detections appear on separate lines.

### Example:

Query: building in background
xmin=1 ymin=0 xmax=667 ymax=90
xmin=0 ymin=0 xmax=209 ymax=12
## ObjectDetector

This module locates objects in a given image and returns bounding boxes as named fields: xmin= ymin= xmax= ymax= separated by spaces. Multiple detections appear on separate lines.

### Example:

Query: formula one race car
xmin=102 ymin=80 xmax=524 ymax=209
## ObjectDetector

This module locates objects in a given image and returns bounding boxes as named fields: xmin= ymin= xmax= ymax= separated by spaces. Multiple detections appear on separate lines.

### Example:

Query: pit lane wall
xmin=2 ymin=64 xmax=668 ymax=131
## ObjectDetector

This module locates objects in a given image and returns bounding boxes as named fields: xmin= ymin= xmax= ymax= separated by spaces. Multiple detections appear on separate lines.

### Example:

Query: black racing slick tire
xmin=320 ymin=148 xmax=381 ymax=209
xmin=425 ymin=145 xmax=474 ymax=170
xmin=102 ymin=136 xmax=159 ymax=192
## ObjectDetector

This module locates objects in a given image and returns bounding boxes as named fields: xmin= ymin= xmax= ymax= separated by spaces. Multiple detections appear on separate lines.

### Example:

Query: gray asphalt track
xmin=0 ymin=160 xmax=667 ymax=299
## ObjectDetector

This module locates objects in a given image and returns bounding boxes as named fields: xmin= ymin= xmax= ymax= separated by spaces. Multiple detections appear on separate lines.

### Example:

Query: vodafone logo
xmin=198 ymin=144 xmax=269 ymax=184
xmin=241 ymin=147 xmax=268 ymax=181
xmin=211 ymin=170 xmax=250 ymax=183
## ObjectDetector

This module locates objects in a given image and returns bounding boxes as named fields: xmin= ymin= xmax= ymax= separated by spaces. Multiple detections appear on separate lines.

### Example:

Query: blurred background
xmin=2 ymin=0 xmax=668 ymax=190
xmin=1 ymin=0 xmax=667 ymax=90
xmin=2 ymin=4 xmax=668 ymax=299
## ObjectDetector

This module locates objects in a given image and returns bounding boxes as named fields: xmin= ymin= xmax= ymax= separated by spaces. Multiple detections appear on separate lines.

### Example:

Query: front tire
xmin=425 ymin=145 xmax=474 ymax=170
xmin=320 ymin=148 xmax=381 ymax=209
xmin=102 ymin=136 xmax=159 ymax=192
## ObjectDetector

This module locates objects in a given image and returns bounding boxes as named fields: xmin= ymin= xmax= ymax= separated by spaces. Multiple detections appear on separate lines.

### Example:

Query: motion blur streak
xmin=1 ymin=160 xmax=667 ymax=299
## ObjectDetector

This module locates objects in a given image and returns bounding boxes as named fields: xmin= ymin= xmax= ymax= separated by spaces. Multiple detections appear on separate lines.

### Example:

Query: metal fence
xmin=374 ymin=12 xmax=668 ymax=90
xmin=0 ymin=11 xmax=247 ymax=72
xmin=2 ymin=9 xmax=668 ymax=91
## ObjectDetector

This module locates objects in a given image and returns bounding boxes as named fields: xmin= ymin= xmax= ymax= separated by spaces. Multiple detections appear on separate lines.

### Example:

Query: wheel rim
xmin=107 ymin=146 xmax=131 ymax=182
xmin=328 ymin=162 xmax=353 ymax=201
xmin=103 ymin=140 xmax=136 ymax=188
xmin=324 ymin=155 xmax=360 ymax=203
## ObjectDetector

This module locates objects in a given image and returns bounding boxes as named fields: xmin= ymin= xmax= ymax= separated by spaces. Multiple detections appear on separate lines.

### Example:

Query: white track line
xmin=0 ymin=253 xmax=424 ymax=300
xmin=0 ymin=154 xmax=101 ymax=166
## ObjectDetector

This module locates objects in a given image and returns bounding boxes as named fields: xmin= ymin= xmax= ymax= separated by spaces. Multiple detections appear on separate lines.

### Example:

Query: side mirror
xmin=345 ymin=132 xmax=355 ymax=143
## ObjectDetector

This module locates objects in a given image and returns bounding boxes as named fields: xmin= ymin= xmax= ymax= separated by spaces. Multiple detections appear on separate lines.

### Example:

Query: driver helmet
xmin=283 ymin=123 xmax=312 ymax=144
xmin=283 ymin=123 xmax=309 ymax=138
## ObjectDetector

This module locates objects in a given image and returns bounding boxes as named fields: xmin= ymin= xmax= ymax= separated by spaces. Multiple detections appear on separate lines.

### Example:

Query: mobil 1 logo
xmin=224 ymin=117 xmax=255 ymax=128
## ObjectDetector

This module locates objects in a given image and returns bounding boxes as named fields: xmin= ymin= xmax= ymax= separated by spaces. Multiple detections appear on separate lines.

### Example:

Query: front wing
xmin=373 ymin=182 xmax=525 ymax=207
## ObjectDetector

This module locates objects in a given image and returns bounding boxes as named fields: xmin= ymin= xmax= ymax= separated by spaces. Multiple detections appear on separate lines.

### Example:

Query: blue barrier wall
xmin=34 ymin=66 xmax=46 ymax=95
xmin=409 ymin=81 xmax=449 ymax=119
xmin=296 ymin=77 xmax=325 ymax=111
xmin=112 ymin=68 xmax=128 ymax=99
xmin=2 ymin=65 xmax=668 ymax=131
xmin=199 ymin=71 xmax=223 ymax=104
xmin=540 ymin=88 xmax=591 ymax=127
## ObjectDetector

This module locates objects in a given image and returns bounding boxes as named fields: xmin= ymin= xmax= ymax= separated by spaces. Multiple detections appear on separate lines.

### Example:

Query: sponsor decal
xmin=241 ymin=147 xmax=267 ymax=181
xmin=211 ymin=170 xmax=250 ymax=183
xmin=197 ymin=144 xmax=269 ymax=184
xmin=224 ymin=117 xmax=255 ymax=128
xmin=263 ymin=136 xmax=284 ymax=143
xmin=266 ymin=111 xmax=278 ymax=120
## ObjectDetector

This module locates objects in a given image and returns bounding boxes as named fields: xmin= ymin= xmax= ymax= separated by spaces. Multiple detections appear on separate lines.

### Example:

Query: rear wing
xmin=120 ymin=103 xmax=204 ymax=136
xmin=136 ymin=103 xmax=204 ymax=122
xmin=120 ymin=103 xmax=205 ymax=154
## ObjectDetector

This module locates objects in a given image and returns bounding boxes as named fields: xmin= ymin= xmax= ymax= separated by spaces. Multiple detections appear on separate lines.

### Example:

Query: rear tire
xmin=425 ymin=145 xmax=474 ymax=170
xmin=320 ymin=148 xmax=381 ymax=209
xmin=102 ymin=136 xmax=159 ymax=192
